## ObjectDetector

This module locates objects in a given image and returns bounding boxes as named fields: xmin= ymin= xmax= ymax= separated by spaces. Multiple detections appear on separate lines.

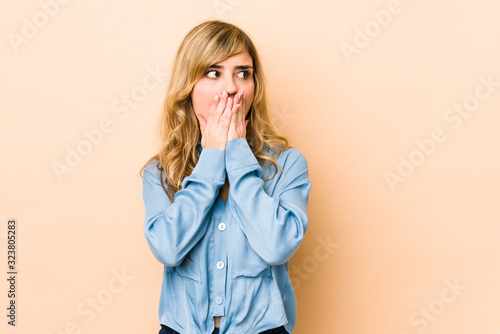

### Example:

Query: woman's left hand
xmin=227 ymin=89 xmax=249 ymax=142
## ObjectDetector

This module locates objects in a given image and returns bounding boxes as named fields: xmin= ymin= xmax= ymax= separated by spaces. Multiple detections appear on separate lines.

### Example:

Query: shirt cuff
xmin=191 ymin=147 xmax=226 ymax=183
xmin=226 ymin=138 xmax=259 ymax=172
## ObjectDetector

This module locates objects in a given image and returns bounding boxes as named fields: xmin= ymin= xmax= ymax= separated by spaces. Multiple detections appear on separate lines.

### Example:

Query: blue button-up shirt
xmin=142 ymin=137 xmax=311 ymax=334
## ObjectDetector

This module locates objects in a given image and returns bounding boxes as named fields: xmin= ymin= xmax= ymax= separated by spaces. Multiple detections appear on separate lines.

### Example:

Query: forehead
xmin=213 ymin=51 xmax=253 ymax=66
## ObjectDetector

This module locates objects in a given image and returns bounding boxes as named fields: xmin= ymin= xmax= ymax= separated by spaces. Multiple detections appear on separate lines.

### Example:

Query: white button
xmin=218 ymin=223 xmax=226 ymax=231
xmin=216 ymin=261 xmax=225 ymax=269
xmin=215 ymin=297 xmax=223 ymax=304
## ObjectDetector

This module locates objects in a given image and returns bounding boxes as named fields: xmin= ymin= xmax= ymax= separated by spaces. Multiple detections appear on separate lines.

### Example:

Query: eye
xmin=206 ymin=70 xmax=219 ymax=79
xmin=237 ymin=71 xmax=250 ymax=80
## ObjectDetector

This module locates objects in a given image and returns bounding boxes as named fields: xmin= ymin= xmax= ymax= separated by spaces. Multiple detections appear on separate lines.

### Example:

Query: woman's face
xmin=191 ymin=50 xmax=255 ymax=123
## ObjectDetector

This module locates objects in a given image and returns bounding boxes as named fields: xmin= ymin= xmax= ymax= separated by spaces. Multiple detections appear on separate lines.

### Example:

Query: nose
xmin=223 ymin=77 xmax=238 ymax=98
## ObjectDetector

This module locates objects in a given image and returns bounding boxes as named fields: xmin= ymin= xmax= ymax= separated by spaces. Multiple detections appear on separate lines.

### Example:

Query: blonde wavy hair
xmin=140 ymin=20 xmax=290 ymax=203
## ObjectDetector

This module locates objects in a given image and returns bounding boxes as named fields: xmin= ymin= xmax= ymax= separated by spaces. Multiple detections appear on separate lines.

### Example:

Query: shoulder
xmin=142 ymin=158 xmax=163 ymax=183
xmin=267 ymin=145 xmax=311 ymax=191
xmin=275 ymin=146 xmax=309 ymax=171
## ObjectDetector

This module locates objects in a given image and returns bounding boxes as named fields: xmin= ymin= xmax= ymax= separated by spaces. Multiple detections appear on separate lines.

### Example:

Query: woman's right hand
xmin=198 ymin=91 xmax=241 ymax=150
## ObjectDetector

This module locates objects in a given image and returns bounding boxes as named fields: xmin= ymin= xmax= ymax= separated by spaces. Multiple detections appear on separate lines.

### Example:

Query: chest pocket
xmin=173 ymin=252 xmax=202 ymax=284
xmin=230 ymin=224 xmax=272 ymax=280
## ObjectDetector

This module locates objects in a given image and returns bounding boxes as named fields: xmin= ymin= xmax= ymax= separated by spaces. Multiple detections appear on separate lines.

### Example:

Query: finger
xmin=226 ymin=96 xmax=233 ymax=114
xmin=233 ymin=89 xmax=242 ymax=106
xmin=221 ymin=105 xmax=232 ymax=129
xmin=206 ymin=94 xmax=220 ymax=121
xmin=229 ymin=91 xmax=239 ymax=120
xmin=215 ymin=91 xmax=228 ymax=116
xmin=229 ymin=103 xmax=237 ymax=128
xmin=223 ymin=96 xmax=234 ymax=125
xmin=238 ymin=91 xmax=246 ymax=123
xmin=233 ymin=103 xmax=240 ymax=114
xmin=231 ymin=89 xmax=242 ymax=114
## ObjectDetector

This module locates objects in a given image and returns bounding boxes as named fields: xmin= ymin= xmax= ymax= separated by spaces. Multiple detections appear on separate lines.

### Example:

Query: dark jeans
xmin=159 ymin=324 xmax=289 ymax=334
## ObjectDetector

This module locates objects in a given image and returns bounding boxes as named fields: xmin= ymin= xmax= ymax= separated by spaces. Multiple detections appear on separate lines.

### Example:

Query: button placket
xmin=212 ymin=208 xmax=228 ymax=316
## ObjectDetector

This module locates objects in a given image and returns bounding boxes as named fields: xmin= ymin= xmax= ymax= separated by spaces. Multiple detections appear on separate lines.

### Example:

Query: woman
xmin=141 ymin=20 xmax=311 ymax=334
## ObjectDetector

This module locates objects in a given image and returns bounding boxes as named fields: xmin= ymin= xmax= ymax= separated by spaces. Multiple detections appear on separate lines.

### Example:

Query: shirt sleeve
xmin=226 ymin=137 xmax=312 ymax=266
xmin=142 ymin=148 xmax=226 ymax=267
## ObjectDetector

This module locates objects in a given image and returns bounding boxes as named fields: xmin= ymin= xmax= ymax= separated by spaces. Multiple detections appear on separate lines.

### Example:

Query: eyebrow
xmin=208 ymin=65 xmax=253 ymax=70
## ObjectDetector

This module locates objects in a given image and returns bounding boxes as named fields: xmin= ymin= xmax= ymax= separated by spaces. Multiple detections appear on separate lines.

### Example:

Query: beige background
xmin=1 ymin=0 xmax=500 ymax=333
